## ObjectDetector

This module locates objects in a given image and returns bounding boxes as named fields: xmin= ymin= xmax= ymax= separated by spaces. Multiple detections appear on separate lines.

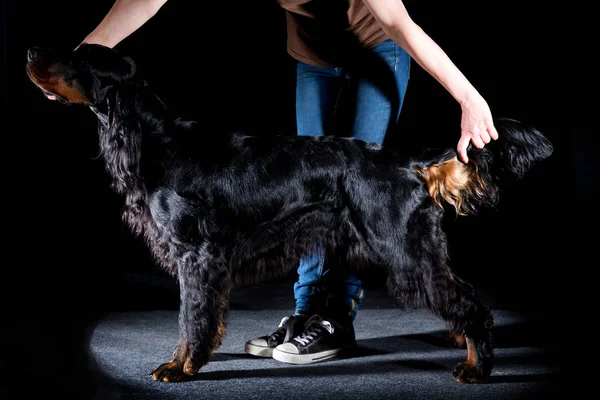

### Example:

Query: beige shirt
xmin=276 ymin=0 xmax=389 ymax=68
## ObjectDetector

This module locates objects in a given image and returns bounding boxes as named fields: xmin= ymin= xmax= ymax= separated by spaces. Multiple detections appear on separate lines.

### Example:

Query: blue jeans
xmin=293 ymin=39 xmax=411 ymax=323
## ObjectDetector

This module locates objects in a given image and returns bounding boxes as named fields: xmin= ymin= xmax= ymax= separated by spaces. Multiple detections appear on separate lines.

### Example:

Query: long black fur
xmin=26 ymin=43 xmax=553 ymax=384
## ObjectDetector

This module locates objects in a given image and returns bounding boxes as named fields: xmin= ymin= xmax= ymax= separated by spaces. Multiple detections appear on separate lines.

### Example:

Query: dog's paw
xmin=452 ymin=361 xmax=488 ymax=384
xmin=150 ymin=360 xmax=191 ymax=382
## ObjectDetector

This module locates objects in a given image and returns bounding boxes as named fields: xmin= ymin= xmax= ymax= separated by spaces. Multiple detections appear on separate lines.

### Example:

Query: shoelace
xmin=268 ymin=316 xmax=292 ymax=342
xmin=293 ymin=319 xmax=334 ymax=346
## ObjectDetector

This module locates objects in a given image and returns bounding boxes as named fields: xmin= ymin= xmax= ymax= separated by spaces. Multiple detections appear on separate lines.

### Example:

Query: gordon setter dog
xmin=26 ymin=43 xmax=553 ymax=384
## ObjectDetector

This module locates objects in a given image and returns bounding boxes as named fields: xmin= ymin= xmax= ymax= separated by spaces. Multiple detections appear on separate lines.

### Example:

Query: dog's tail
xmin=415 ymin=118 xmax=554 ymax=216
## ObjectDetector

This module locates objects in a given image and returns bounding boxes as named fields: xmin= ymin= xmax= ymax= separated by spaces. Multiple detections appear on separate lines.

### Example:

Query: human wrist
xmin=457 ymin=88 xmax=484 ymax=111
xmin=81 ymin=32 xmax=118 ymax=49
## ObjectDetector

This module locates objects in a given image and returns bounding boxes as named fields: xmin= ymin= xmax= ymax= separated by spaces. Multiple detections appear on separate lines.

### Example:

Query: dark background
xmin=2 ymin=0 xmax=581 ymax=398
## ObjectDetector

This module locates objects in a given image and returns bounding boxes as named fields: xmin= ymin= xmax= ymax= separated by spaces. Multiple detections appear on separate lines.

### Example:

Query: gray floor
xmin=86 ymin=276 xmax=560 ymax=400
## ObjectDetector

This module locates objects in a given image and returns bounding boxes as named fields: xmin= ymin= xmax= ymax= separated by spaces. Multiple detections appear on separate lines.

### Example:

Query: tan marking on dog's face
xmin=26 ymin=61 xmax=91 ymax=104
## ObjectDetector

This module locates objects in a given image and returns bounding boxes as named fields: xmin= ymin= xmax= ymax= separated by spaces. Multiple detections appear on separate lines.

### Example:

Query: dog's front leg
xmin=151 ymin=246 xmax=230 ymax=382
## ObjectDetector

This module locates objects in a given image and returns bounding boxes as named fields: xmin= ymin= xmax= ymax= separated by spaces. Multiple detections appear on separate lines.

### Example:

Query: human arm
xmin=362 ymin=0 xmax=498 ymax=163
xmin=79 ymin=0 xmax=169 ymax=49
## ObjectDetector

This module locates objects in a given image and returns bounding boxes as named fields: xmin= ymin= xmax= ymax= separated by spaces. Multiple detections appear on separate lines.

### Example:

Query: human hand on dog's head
xmin=27 ymin=43 xmax=137 ymax=106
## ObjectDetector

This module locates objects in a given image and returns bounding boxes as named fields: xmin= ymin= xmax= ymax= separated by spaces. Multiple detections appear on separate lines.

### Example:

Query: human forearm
xmin=363 ymin=0 xmax=478 ymax=106
xmin=391 ymin=24 xmax=479 ymax=107
xmin=363 ymin=0 xmax=498 ymax=164
xmin=80 ymin=0 xmax=168 ymax=48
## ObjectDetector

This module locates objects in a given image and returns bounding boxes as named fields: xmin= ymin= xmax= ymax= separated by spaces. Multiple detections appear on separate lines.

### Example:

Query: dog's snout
xmin=27 ymin=48 xmax=40 ymax=62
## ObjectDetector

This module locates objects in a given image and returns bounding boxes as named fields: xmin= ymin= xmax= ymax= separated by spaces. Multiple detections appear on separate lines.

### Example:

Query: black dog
xmin=26 ymin=43 xmax=553 ymax=384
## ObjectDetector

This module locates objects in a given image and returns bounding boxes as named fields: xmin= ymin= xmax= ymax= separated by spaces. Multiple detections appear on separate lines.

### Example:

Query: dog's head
xmin=26 ymin=43 xmax=137 ymax=106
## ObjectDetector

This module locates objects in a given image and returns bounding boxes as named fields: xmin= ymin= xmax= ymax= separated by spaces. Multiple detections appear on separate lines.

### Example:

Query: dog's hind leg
xmin=383 ymin=211 xmax=494 ymax=384
xmin=151 ymin=245 xmax=231 ymax=382
xmin=387 ymin=265 xmax=494 ymax=383
xmin=446 ymin=330 xmax=467 ymax=349
xmin=438 ymin=277 xmax=494 ymax=384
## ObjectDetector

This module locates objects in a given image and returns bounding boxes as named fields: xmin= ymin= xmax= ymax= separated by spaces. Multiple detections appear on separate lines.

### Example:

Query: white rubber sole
xmin=272 ymin=347 xmax=341 ymax=364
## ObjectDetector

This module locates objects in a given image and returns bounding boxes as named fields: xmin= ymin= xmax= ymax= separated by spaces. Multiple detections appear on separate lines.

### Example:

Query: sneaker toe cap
xmin=245 ymin=337 xmax=274 ymax=357
xmin=246 ymin=337 xmax=269 ymax=347
xmin=274 ymin=342 xmax=300 ymax=355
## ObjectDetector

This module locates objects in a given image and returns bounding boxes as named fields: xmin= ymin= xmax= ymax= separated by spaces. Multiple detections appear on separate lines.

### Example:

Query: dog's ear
xmin=101 ymin=55 xmax=136 ymax=83
xmin=76 ymin=43 xmax=137 ymax=83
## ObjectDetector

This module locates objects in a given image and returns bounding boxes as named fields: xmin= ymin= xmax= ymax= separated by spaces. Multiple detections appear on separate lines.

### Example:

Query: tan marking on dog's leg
xmin=465 ymin=336 xmax=478 ymax=367
xmin=448 ymin=331 xmax=467 ymax=348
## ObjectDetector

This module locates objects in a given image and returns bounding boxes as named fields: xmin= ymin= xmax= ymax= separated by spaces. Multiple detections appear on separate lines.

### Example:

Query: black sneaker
xmin=272 ymin=314 xmax=356 ymax=364
xmin=244 ymin=315 xmax=308 ymax=357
